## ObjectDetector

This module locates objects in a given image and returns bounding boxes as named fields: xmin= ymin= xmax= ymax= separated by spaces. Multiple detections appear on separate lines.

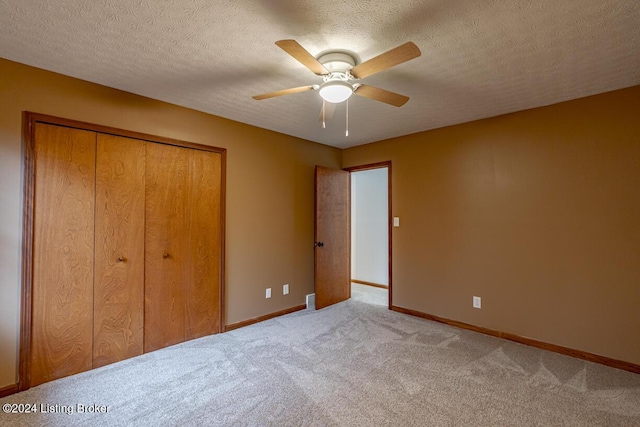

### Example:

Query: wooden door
xmin=93 ymin=134 xmax=146 ymax=367
xmin=144 ymin=143 xmax=190 ymax=352
xmin=31 ymin=123 xmax=96 ymax=386
xmin=144 ymin=143 xmax=222 ymax=351
xmin=314 ymin=166 xmax=351 ymax=309
xmin=184 ymin=150 xmax=222 ymax=339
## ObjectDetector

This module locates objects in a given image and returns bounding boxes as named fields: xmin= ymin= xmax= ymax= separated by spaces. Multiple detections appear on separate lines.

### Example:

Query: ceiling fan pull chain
xmin=345 ymin=98 xmax=349 ymax=137
xmin=322 ymin=99 xmax=326 ymax=129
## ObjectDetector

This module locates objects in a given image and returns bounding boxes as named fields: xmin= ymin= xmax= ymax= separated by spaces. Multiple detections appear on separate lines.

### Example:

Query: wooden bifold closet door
xmin=29 ymin=120 xmax=222 ymax=387
xmin=31 ymin=124 xmax=96 ymax=386
xmin=144 ymin=143 xmax=221 ymax=352
xmin=93 ymin=134 xmax=146 ymax=368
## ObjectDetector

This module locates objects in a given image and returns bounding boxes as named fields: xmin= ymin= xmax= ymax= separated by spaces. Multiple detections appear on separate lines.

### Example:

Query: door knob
xmin=314 ymin=242 xmax=324 ymax=248
xmin=116 ymin=256 xmax=126 ymax=263
xmin=163 ymin=252 xmax=170 ymax=259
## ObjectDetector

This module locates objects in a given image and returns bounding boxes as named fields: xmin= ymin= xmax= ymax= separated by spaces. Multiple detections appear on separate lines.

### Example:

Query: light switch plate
xmin=266 ymin=288 xmax=271 ymax=299
xmin=283 ymin=284 xmax=289 ymax=295
xmin=393 ymin=217 xmax=400 ymax=227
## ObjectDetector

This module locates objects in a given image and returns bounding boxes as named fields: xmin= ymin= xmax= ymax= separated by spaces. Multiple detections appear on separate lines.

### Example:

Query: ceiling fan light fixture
xmin=319 ymin=80 xmax=353 ymax=103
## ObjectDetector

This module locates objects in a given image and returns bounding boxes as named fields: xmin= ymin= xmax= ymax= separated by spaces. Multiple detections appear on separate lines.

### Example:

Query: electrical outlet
xmin=473 ymin=296 xmax=481 ymax=309
xmin=283 ymin=284 xmax=289 ymax=295
xmin=266 ymin=288 xmax=271 ymax=299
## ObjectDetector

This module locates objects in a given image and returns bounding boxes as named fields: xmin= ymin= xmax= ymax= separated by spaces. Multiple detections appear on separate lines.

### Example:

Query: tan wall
xmin=2 ymin=55 xmax=637 ymax=387
xmin=0 ymin=58 xmax=341 ymax=387
xmin=343 ymin=85 xmax=640 ymax=365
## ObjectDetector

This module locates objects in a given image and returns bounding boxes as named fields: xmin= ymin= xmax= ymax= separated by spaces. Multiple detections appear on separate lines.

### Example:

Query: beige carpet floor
xmin=1 ymin=284 xmax=638 ymax=426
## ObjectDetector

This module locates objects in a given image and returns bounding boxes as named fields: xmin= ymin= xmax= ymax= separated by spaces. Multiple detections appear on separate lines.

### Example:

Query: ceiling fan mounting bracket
xmin=322 ymin=72 xmax=350 ymax=83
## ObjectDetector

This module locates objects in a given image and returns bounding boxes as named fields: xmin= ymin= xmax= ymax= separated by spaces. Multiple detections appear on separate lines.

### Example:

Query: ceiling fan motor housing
xmin=317 ymin=52 xmax=356 ymax=74
xmin=317 ymin=52 xmax=358 ymax=102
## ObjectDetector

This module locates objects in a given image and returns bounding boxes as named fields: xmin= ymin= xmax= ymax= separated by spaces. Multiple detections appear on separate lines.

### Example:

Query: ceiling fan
xmin=252 ymin=40 xmax=422 ymax=111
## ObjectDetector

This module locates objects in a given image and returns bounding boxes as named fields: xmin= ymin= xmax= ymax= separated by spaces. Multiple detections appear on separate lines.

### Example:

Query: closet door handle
xmin=116 ymin=256 xmax=126 ymax=263
xmin=163 ymin=252 xmax=170 ymax=259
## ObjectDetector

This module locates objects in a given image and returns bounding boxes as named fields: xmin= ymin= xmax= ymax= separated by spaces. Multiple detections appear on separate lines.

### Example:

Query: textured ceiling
xmin=1 ymin=0 xmax=639 ymax=148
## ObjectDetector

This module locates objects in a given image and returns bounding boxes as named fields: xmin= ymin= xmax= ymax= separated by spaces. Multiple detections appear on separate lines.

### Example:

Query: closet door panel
xmin=31 ymin=123 xmax=96 ymax=386
xmin=93 ymin=134 xmax=146 ymax=368
xmin=144 ymin=143 xmax=188 ymax=352
xmin=184 ymin=150 xmax=222 ymax=339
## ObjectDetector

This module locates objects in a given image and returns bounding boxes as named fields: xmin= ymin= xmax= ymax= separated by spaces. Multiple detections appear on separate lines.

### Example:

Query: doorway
xmin=313 ymin=162 xmax=392 ymax=310
xmin=346 ymin=162 xmax=391 ymax=309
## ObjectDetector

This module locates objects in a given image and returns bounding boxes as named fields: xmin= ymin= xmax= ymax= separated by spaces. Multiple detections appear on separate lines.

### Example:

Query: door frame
xmin=344 ymin=161 xmax=392 ymax=309
xmin=19 ymin=112 xmax=227 ymax=391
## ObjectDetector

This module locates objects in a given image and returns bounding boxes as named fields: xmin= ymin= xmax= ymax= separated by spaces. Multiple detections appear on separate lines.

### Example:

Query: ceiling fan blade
xmin=354 ymin=85 xmax=409 ymax=107
xmin=318 ymin=101 xmax=336 ymax=122
xmin=252 ymin=85 xmax=315 ymax=100
xmin=275 ymin=40 xmax=329 ymax=75
xmin=350 ymin=42 xmax=421 ymax=79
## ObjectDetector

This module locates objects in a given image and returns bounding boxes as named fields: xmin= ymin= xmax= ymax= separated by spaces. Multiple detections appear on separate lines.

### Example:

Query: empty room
xmin=0 ymin=1 xmax=639 ymax=425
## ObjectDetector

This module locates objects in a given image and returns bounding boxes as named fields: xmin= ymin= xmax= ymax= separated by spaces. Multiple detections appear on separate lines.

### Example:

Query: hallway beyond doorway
xmin=351 ymin=282 xmax=387 ymax=306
